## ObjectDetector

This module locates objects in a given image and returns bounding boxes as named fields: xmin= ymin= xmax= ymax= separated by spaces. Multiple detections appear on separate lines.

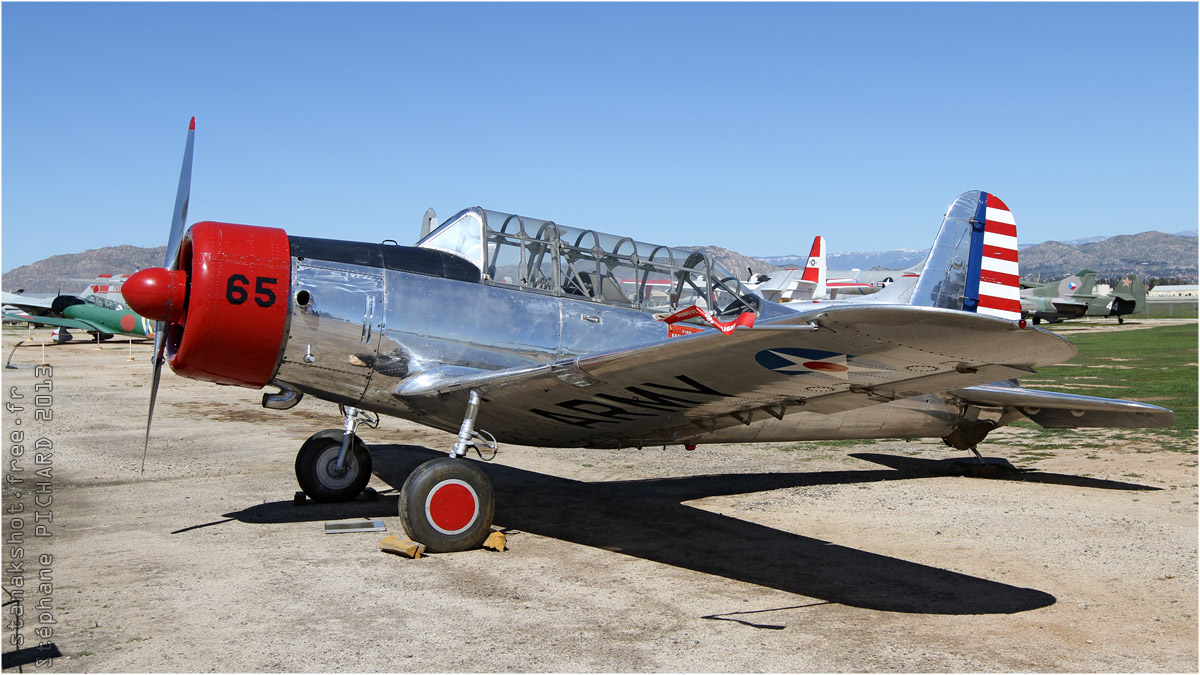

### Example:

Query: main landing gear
xmin=292 ymin=393 xmax=497 ymax=553
xmin=400 ymin=390 xmax=497 ymax=552
xmin=398 ymin=457 xmax=495 ymax=553
xmin=941 ymin=419 xmax=1016 ymax=477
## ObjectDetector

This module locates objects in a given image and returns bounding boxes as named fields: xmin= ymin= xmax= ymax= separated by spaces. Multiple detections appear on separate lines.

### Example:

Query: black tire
xmin=294 ymin=429 xmax=372 ymax=502
xmin=398 ymin=458 xmax=494 ymax=553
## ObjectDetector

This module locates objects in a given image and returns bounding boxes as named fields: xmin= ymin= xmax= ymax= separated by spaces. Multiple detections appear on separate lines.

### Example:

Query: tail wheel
xmin=399 ymin=458 xmax=494 ymax=553
xmin=295 ymin=429 xmax=373 ymax=502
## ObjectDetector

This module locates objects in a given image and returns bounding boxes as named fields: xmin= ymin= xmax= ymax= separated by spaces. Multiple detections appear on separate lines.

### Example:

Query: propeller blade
xmin=141 ymin=322 xmax=167 ymax=473
xmin=164 ymin=116 xmax=196 ymax=270
xmin=142 ymin=117 xmax=195 ymax=472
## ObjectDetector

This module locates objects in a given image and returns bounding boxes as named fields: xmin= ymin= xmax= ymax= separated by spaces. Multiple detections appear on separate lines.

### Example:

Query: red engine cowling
xmin=124 ymin=221 xmax=292 ymax=388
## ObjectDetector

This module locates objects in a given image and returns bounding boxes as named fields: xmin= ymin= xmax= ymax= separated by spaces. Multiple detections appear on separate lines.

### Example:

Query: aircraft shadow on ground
xmin=205 ymin=446 xmax=1157 ymax=616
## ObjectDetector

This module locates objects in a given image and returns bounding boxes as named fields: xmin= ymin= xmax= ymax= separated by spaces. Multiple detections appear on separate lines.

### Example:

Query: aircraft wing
xmin=952 ymin=381 xmax=1174 ymax=429
xmin=1 ymin=312 xmax=106 ymax=333
xmin=1 ymin=292 xmax=55 ymax=316
xmin=397 ymin=305 xmax=1077 ymax=447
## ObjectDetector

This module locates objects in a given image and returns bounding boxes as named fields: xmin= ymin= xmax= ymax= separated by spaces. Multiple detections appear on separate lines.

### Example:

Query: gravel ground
xmin=2 ymin=326 xmax=1196 ymax=672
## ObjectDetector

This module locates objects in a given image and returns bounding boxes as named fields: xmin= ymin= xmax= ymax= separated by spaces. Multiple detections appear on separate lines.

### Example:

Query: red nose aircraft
xmin=124 ymin=120 xmax=1174 ymax=553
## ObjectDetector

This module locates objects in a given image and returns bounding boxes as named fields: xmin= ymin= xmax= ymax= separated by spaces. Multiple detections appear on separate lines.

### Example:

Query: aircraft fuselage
xmin=263 ymin=237 xmax=976 ymax=448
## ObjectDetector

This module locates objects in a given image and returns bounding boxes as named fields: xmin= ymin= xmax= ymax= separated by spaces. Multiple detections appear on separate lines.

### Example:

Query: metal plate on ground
xmin=324 ymin=518 xmax=387 ymax=534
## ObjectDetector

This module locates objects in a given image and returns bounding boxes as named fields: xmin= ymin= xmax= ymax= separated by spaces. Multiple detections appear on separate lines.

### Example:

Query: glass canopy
xmin=417 ymin=207 xmax=760 ymax=317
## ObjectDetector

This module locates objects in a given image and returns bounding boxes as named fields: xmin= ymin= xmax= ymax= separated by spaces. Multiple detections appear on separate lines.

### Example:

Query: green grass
xmin=1016 ymin=323 xmax=1198 ymax=451
xmin=1014 ymin=450 xmax=1058 ymax=461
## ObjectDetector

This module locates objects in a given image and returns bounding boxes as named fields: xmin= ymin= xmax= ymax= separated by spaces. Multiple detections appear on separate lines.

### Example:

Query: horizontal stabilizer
xmin=953 ymin=381 xmax=1175 ymax=429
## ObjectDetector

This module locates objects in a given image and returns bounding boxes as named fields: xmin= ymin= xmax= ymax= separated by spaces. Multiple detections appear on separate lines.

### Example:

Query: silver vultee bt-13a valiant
xmin=121 ymin=119 xmax=1172 ymax=552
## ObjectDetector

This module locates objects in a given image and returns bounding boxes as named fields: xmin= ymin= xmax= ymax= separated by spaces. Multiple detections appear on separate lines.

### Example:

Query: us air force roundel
xmin=754 ymin=348 xmax=891 ymax=380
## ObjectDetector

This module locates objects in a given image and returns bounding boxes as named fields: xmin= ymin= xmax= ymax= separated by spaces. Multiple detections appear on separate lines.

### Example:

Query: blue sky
xmin=3 ymin=2 xmax=1197 ymax=272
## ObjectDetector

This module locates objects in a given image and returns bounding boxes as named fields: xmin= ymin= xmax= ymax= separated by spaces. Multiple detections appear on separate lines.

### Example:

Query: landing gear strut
xmin=399 ymin=390 xmax=496 ymax=552
xmin=294 ymin=406 xmax=379 ymax=502
xmin=968 ymin=445 xmax=987 ymax=466
xmin=943 ymin=420 xmax=1005 ymax=477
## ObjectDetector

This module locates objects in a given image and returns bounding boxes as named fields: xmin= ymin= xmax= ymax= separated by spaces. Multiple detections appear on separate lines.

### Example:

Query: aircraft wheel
xmin=1118 ymin=316 xmax=1125 ymax=325
xmin=398 ymin=458 xmax=494 ymax=553
xmin=294 ymin=429 xmax=373 ymax=502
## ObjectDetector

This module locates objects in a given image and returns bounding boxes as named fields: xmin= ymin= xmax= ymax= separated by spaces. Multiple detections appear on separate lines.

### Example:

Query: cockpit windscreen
xmin=418 ymin=208 xmax=760 ymax=318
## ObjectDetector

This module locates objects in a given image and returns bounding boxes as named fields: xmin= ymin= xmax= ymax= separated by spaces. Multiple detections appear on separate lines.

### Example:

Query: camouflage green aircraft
xmin=1087 ymin=274 xmax=1147 ymax=323
xmin=3 ymin=293 xmax=155 ymax=342
xmin=1020 ymin=270 xmax=1146 ymax=324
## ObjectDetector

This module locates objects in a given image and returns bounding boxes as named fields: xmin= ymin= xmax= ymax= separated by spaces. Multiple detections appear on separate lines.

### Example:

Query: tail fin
xmin=793 ymin=236 xmax=828 ymax=301
xmin=1074 ymin=271 xmax=1097 ymax=297
xmin=909 ymin=191 xmax=1022 ymax=320
xmin=1040 ymin=270 xmax=1095 ymax=298
xmin=80 ymin=273 xmax=135 ymax=303
xmin=1112 ymin=273 xmax=1147 ymax=313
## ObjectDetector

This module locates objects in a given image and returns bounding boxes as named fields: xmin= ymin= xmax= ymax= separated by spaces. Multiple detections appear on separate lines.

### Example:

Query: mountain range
xmin=3 ymin=246 xmax=168 ymax=295
xmin=757 ymin=249 xmax=928 ymax=272
xmin=2 ymin=230 xmax=1196 ymax=295
xmin=747 ymin=231 xmax=1197 ymax=283
xmin=1016 ymin=231 xmax=1197 ymax=282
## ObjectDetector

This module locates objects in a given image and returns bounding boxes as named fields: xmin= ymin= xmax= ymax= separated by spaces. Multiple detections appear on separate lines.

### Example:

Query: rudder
xmin=795 ymin=236 xmax=828 ymax=301
xmin=909 ymin=191 xmax=1021 ymax=320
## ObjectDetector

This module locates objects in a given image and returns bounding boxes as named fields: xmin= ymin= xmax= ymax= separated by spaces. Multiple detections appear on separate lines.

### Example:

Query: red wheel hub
xmin=425 ymin=480 xmax=479 ymax=535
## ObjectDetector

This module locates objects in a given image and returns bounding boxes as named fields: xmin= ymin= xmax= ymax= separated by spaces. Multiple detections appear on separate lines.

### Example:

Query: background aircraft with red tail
xmin=747 ymin=237 xmax=925 ymax=303
xmin=748 ymin=236 xmax=880 ymax=302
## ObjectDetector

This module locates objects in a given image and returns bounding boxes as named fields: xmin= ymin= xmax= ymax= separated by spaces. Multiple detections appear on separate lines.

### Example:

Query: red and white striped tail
xmin=976 ymin=194 xmax=1021 ymax=320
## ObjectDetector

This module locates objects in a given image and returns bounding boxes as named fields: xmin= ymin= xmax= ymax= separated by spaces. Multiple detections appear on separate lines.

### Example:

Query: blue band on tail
xmin=961 ymin=192 xmax=989 ymax=313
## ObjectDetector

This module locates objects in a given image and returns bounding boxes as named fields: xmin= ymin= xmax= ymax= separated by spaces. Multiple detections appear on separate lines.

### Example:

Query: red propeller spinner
xmin=123 ymin=267 xmax=188 ymax=324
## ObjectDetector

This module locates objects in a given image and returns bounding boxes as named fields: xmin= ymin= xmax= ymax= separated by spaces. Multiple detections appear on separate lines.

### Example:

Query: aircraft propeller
xmin=139 ymin=117 xmax=195 ymax=472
